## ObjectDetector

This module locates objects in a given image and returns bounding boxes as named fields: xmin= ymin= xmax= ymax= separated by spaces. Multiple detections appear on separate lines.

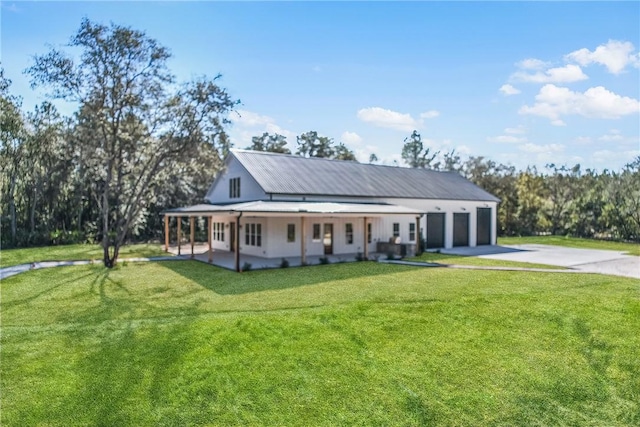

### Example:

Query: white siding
xmin=205 ymin=157 xmax=267 ymax=203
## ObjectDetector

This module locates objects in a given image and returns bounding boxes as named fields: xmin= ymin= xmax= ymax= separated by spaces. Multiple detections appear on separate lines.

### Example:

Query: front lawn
xmin=0 ymin=243 xmax=167 ymax=268
xmin=499 ymin=236 xmax=640 ymax=256
xmin=2 ymin=261 xmax=638 ymax=425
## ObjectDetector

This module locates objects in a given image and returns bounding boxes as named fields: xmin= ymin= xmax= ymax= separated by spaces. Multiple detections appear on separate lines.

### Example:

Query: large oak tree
xmin=28 ymin=19 xmax=239 ymax=267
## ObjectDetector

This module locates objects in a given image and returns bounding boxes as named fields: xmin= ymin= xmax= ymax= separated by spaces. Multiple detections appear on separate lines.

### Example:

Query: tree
xmin=333 ymin=142 xmax=357 ymax=161
xmin=368 ymin=153 xmax=378 ymax=164
xmin=401 ymin=130 xmax=438 ymax=168
xmin=295 ymin=131 xmax=356 ymax=161
xmin=295 ymin=131 xmax=335 ymax=158
xmin=0 ymin=68 xmax=27 ymax=245
xmin=28 ymin=18 xmax=239 ymax=267
xmin=247 ymin=132 xmax=291 ymax=154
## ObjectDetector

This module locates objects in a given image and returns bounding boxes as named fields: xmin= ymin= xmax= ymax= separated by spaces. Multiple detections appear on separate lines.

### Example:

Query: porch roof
xmin=163 ymin=200 xmax=423 ymax=217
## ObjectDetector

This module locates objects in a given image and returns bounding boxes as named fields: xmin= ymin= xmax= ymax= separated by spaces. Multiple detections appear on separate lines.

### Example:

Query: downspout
xmin=235 ymin=212 xmax=243 ymax=272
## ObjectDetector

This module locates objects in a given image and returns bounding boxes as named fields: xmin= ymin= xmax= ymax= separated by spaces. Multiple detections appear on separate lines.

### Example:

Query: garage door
xmin=453 ymin=213 xmax=469 ymax=247
xmin=426 ymin=213 xmax=445 ymax=249
xmin=476 ymin=208 xmax=492 ymax=245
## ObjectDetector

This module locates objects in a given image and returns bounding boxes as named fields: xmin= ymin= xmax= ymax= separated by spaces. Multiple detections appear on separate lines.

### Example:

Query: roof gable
xmin=230 ymin=149 xmax=500 ymax=202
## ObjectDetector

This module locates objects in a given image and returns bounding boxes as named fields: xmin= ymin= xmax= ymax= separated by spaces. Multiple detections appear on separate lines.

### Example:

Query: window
xmin=345 ymin=223 xmax=353 ymax=244
xmin=312 ymin=224 xmax=321 ymax=241
xmin=287 ymin=224 xmax=295 ymax=242
xmin=409 ymin=223 xmax=416 ymax=241
xmin=393 ymin=223 xmax=400 ymax=238
xmin=229 ymin=177 xmax=241 ymax=198
xmin=367 ymin=222 xmax=372 ymax=244
xmin=244 ymin=222 xmax=262 ymax=247
xmin=213 ymin=222 xmax=225 ymax=241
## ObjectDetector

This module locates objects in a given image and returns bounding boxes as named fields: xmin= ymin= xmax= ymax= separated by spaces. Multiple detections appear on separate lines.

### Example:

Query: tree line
xmin=1 ymin=19 xmax=638 ymax=268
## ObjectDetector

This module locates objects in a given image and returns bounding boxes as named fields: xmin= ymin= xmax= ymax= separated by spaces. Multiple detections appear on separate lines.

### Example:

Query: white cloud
xmin=487 ymin=135 xmax=527 ymax=143
xmin=516 ymin=58 xmax=550 ymax=70
xmin=573 ymin=136 xmax=593 ymax=145
xmin=550 ymin=119 xmax=566 ymax=127
xmin=341 ymin=131 xmax=362 ymax=145
xmin=593 ymin=149 xmax=640 ymax=166
xmin=565 ymin=40 xmax=640 ymax=74
xmin=598 ymin=134 xmax=623 ymax=142
xmin=233 ymin=109 xmax=273 ymax=127
xmin=504 ymin=126 xmax=526 ymax=134
xmin=357 ymin=107 xmax=419 ymax=132
xmin=511 ymin=64 xmax=588 ymax=84
xmin=499 ymin=84 xmax=521 ymax=96
xmin=230 ymin=109 xmax=294 ymax=146
xmin=519 ymin=84 xmax=640 ymax=123
xmin=519 ymin=143 xmax=565 ymax=154
xmin=420 ymin=110 xmax=440 ymax=119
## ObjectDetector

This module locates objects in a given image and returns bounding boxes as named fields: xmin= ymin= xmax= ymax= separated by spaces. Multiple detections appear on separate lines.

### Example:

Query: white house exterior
xmin=164 ymin=150 xmax=500 ymax=271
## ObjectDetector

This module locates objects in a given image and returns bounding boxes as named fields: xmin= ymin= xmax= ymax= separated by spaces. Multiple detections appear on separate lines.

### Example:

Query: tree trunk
xmin=9 ymin=170 xmax=17 ymax=245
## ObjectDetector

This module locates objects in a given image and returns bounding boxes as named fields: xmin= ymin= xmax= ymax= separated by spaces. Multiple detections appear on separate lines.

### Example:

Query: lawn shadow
xmin=54 ymin=318 xmax=198 ymax=426
xmin=159 ymin=260 xmax=417 ymax=296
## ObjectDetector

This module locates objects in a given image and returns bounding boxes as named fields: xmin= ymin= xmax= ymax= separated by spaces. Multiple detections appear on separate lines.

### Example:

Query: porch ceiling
xmin=163 ymin=200 xmax=423 ymax=217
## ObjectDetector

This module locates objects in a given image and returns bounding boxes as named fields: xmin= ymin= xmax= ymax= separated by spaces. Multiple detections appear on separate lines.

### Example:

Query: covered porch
xmin=165 ymin=244 xmax=387 ymax=271
xmin=163 ymin=200 xmax=423 ymax=272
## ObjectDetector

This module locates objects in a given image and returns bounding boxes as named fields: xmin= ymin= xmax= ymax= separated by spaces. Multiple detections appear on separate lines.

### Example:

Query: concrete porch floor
xmin=166 ymin=244 xmax=385 ymax=271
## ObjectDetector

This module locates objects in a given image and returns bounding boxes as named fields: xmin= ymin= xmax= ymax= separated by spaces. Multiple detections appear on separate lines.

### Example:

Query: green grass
xmin=2 ymin=261 xmax=639 ymax=426
xmin=407 ymin=252 xmax=565 ymax=269
xmin=499 ymin=235 xmax=640 ymax=256
xmin=0 ymin=243 xmax=167 ymax=267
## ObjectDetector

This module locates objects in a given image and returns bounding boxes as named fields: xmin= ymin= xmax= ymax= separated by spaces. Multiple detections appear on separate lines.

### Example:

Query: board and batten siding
xmin=205 ymin=157 xmax=267 ymax=204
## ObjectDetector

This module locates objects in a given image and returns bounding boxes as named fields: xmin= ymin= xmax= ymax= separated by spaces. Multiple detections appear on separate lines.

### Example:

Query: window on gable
xmin=345 ymin=223 xmax=353 ymax=244
xmin=312 ymin=224 xmax=321 ymax=241
xmin=409 ymin=223 xmax=416 ymax=241
xmin=393 ymin=223 xmax=400 ymax=238
xmin=229 ymin=177 xmax=241 ymax=198
xmin=287 ymin=224 xmax=295 ymax=243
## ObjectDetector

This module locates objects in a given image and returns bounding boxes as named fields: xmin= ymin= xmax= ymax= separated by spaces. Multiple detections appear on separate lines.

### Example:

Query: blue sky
xmin=2 ymin=1 xmax=639 ymax=171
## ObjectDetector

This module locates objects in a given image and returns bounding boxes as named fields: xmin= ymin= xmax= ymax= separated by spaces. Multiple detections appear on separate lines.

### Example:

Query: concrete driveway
xmin=441 ymin=244 xmax=640 ymax=279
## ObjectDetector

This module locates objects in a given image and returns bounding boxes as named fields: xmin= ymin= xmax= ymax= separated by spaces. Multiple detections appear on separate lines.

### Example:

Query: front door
xmin=230 ymin=222 xmax=236 ymax=252
xmin=323 ymin=224 xmax=333 ymax=255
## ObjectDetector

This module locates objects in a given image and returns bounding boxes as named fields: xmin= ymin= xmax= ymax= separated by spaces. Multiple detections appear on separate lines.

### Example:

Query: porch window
xmin=229 ymin=177 xmax=241 ymax=199
xmin=244 ymin=222 xmax=262 ymax=247
xmin=409 ymin=223 xmax=416 ymax=241
xmin=213 ymin=222 xmax=225 ymax=241
xmin=345 ymin=223 xmax=353 ymax=244
xmin=393 ymin=223 xmax=400 ymax=238
xmin=367 ymin=222 xmax=372 ymax=243
xmin=312 ymin=224 xmax=321 ymax=241
xmin=287 ymin=224 xmax=295 ymax=242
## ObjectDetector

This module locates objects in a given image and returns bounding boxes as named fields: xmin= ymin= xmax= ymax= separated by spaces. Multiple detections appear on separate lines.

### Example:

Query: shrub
xmin=280 ymin=258 xmax=289 ymax=268
xmin=319 ymin=256 xmax=330 ymax=265
xmin=355 ymin=252 xmax=365 ymax=262
xmin=386 ymin=252 xmax=396 ymax=260
xmin=242 ymin=262 xmax=252 ymax=272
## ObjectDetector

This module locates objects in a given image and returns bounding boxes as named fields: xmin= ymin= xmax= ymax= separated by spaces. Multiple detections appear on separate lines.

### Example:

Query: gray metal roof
xmin=231 ymin=149 xmax=500 ymax=202
xmin=164 ymin=201 xmax=422 ymax=217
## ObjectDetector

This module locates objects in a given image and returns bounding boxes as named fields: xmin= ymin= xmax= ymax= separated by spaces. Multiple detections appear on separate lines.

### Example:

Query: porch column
xmin=235 ymin=215 xmax=241 ymax=272
xmin=300 ymin=216 xmax=306 ymax=265
xmin=189 ymin=217 xmax=195 ymax=259
xmin=415 ymin=216 xmax=421 ymax=255
xmin=177 ymin=217 xmax=182 ymax=256
xmin=208 ymin=216 xmax=213 ymax=263
xmin=363 ymin=217 xmax=369 ymax=260
xmin=164 ymin=215 xmax=169 ymax=252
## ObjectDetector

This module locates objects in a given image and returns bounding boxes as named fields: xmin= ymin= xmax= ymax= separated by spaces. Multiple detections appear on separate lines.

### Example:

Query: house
xmin=163 ymin=149 xmax=500 ymax=271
